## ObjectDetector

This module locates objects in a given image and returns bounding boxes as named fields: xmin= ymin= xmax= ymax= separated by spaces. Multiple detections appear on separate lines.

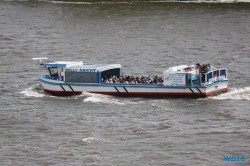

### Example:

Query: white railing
xmin=202 ymin=68 xmax=227 ymax=85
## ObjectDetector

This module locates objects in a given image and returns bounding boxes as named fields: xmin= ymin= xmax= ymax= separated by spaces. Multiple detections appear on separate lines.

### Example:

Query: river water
xmin=1 ymin=0 xmax=250 ymax=165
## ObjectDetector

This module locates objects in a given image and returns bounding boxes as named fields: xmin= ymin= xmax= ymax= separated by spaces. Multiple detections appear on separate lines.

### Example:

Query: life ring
xmin=184 ymin=67 xmax=193 ymax=72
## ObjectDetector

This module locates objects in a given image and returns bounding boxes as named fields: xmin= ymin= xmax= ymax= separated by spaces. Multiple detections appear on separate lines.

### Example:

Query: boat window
xmin=48 ymin=67 xmax=58 ymax=77
xmin=213 ymin=70 xmax=219 ymax=77
xmin=188 ymin=74 xmax=200 ymax=86
xmin=207 ymin=72 xmax=213 ymax=81
xmin=220 ymin=69 xmax=226 ymax=77
xmin=65 ymin=72 xmax=97 ymax=83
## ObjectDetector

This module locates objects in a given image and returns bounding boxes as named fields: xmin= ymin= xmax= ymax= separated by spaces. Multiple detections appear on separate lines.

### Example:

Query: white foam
xmin=21 ymin=86 xmax=83 ymax=99
xmin=7 ymin=0 xmax=250 ymax=4
xmin=195 ymin=0 xmax=250 ymax=3
xmin=82 ymin=136 xmax=111 ymax=143
xmin=180 ymin=0 xmax=250 ymax=2
xmin=82 ymin=137 xmax=96 ymax=143
xmin=151 ymin=103 xmax=175 ymax=112
xmin=20 ymin=86 xmax=45 ymax=98
xmin=209 ymin=87 xmax=250 ymax=101
xmin=38 ymin=0 xmax=93 ymax=4
xmin=160 ymin=120 xmax=179 ymax=128
xmin=215 ymin=0 xmax=250 ymax=2
xmin=82 ymin=92 xmax=125 ymax=105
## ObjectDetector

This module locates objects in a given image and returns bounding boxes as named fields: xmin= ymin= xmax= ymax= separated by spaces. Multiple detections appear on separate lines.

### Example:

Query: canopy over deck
xmin=43 ymin=61 xmax=83 ymax=68
xmin=43 ymin=61 xmax=122 ymax=73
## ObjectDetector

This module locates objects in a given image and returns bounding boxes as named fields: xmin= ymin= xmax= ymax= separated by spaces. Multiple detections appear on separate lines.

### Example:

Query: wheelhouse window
xmin=48 ymin=67 xmax=58 ymax=77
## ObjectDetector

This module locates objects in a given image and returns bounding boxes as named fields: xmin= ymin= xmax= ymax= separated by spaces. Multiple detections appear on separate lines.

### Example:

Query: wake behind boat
xmin=32 ymin=58 xmax=229 ymax=97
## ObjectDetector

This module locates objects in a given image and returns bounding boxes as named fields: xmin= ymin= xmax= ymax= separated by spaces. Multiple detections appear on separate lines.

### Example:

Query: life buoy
xmin=184 ymin=67 xmax=193 ymax=72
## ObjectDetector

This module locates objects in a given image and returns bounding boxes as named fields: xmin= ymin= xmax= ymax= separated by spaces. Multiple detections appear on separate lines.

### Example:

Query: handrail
xmin=202 ymin=68 xmax=227 ymax=85
xmin=187 ymin=68 xmax=227 ymax=86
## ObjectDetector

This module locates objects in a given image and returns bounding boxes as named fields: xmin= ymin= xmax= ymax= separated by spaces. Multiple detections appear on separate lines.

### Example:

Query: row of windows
xmin=65 ymin=72 xmax=97 ymax=83
xmin=48 ymin=67 xmax=121 ymax=83
xmin=206 ymin=69 xmax=227 ymax=81
xmin=65 ymin=68 xmax=121 ymax=83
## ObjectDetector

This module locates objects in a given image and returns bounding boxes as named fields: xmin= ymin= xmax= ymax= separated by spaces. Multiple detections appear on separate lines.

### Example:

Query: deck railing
xmin=202 ymin=68 xmax=227 ymax=85
xmin=187 ymin=68 xmax=227 ymax=86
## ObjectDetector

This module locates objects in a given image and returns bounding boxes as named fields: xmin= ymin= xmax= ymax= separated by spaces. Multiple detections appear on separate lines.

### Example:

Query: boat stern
xmin=203 ymin=81 xmax=229 ymax=97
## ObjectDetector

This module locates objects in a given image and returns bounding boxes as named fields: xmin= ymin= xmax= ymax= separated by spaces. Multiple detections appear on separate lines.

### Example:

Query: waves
xmin=4 ymin=0 xmax=250 ymax=4
xmin=82 ymin=136 xmax=112 ymax=143
xmin=209 ymin=87 xmax=250 ymax=101
xmin=82 ymin=92 xmax=126 ymax=105
xmin=20 ymin=85 xmax=145 ymax=104
xmin=20 ymin=85 xmax=46 ymax=98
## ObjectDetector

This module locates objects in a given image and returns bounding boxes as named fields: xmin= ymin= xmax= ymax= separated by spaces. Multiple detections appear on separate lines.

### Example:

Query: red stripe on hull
xmin=205 ymin=88 xmax=229 ymax=96
xmin=44 ymin=89 xmax=204 ymax=97
xmin=96 ymin=91 xmax=204 ymax=97
xmin=44 ymin=89 xmax=82 ymax=96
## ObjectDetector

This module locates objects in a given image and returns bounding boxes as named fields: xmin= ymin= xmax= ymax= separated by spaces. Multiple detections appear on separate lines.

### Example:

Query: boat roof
xmin=163 ymin=65 xmax=195 ymax=73
xmin=43 ymin=61 xmax=122 ymax=72
xmin=43 ymin=61 xmax=83 ymax=67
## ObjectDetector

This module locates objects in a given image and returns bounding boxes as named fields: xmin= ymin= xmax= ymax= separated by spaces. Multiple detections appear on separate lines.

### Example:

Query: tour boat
xmin=33 ymin=58 xmax=229 ymax=97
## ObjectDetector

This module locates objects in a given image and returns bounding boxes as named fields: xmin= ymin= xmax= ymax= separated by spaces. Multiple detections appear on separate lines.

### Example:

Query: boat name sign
xmin=65 ymin=68 xmax=96 ymax=73
xmin=163 ymin=73 xmax=186 ymax=86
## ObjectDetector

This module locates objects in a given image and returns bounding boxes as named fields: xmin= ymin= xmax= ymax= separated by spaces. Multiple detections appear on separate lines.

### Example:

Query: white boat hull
xmin=40 ymin=75 xmax=229 ymax=97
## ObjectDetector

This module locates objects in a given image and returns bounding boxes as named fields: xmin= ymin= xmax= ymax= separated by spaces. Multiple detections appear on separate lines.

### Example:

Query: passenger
xmin=112 ymin=76 xmax=117 ymax=83
xmin=126 ymin=75 xmax=130 ymax=82
xmin=122 ymin=77 xmax=127 ymax=83
xmin=205 ymin=63 xmax=211 ymax=72
xmin=130 ymin=78 xmax=135 ymax=84
xmin=119 ymin=76 xmax=123 ymax=83
xmin=202 ymin=64 xmax=207 ymax=73
xmin=153 ymin=76 xmax=158 ymax=84
xmin=142 ymin=76 xmax=146 ymax=83
xmin=195 ymin=63 xmax=200 ymax=72
xmin=108 ymin=78 xmax=113 ymax=83
xmin=105 ymin=78 xmax=109 ymax=83
xmin=195 ymin=63 xmax=200 ymax=69
xmin=135 ymin=76 xmax=140 ymax=84
xmin=195 ymin=63 xmax=204 ymax=74
xmin=158 ymin=76 xmax=163 ymax=83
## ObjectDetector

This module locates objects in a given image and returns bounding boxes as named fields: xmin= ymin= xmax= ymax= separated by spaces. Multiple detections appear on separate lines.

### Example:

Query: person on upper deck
xmin=195 ymin=63 xmax=202 ymax=74
xmin=205 ymin=64 xmax=211 ymax=73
